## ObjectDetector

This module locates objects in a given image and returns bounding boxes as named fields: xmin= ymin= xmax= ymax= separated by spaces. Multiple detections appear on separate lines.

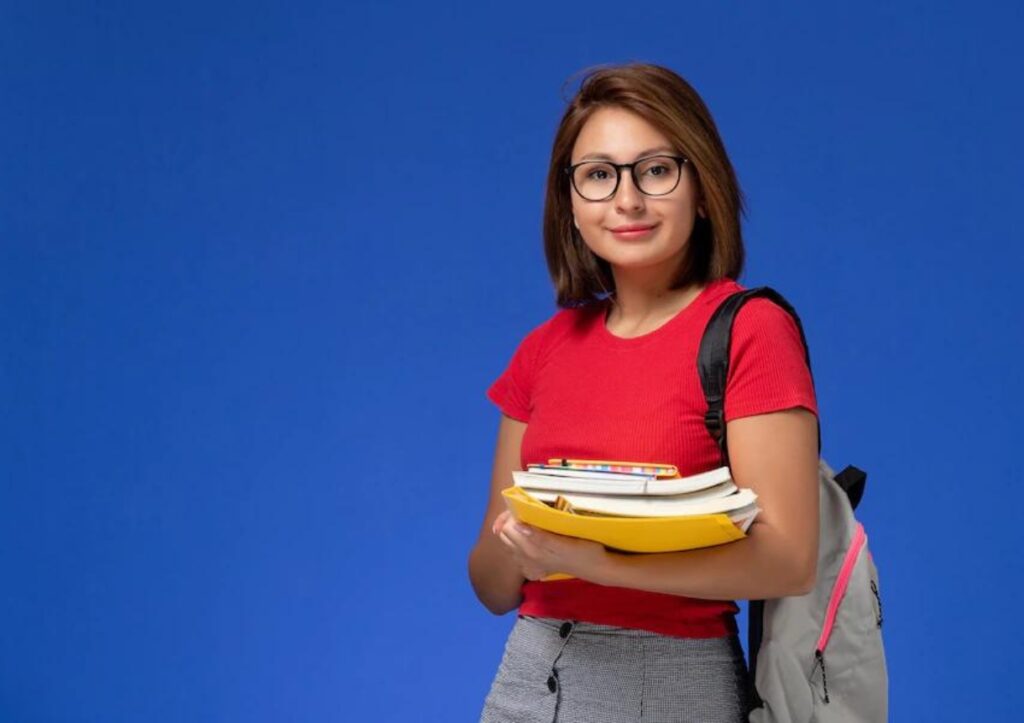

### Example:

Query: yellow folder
xmin=501 ymin=486 xmax=747 ymax=553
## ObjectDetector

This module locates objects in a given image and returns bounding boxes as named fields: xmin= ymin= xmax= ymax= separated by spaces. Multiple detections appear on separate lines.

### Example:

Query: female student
xmin=467 ymin=62 xmax=820 ymax=723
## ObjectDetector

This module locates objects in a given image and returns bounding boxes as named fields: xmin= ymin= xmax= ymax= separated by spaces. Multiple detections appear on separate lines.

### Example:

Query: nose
xmin=613 ymin=169 xmax=645 ymax=212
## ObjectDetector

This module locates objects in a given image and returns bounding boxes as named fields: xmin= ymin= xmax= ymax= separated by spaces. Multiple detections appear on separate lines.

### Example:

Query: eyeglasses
xmin=564 ymin=154 xmax=690 ymax=202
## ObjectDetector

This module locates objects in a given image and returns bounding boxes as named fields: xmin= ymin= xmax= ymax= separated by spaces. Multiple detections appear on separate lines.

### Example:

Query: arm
xmin=467 ymin=413 xmax=529 ymax=614
xmin=591 ymin=407 xmax=820 ymax=598
xmin=499 ymin=407 xmax=820 ymax=599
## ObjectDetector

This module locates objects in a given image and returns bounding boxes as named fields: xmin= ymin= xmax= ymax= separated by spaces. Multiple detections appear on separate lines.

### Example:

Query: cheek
xmin=572 ymin=202 xmax=593 ymax=225
xmin=576 ymin=208 xmax=608 ymax=233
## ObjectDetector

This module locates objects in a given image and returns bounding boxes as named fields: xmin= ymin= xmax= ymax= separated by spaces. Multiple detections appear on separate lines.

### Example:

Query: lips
xmin=610 ymin=224 xmax=656 ymax=232
xmin=609 ymin=223 xmax=658 ymax=240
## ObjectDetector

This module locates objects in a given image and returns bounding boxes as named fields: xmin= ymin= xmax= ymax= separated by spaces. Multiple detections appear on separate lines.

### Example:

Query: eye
xmin=643 ymin=163 xmax=670 ymax=177
xmin=587 ymin=168 xmax=610 ymax=180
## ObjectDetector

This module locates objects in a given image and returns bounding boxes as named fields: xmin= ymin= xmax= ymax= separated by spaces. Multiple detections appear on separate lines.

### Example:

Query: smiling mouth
xmin=610 ymin=224 xmax=658 ymax=238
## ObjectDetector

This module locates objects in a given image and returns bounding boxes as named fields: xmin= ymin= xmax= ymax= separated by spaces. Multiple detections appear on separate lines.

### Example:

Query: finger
xmin=503 ymin=525 xmax=547 ymax=560
xmin=510 ymin=522 xmax=560 ymax=554
xmin=498 ymin=530 xmax=526 ymax=554
xmin=500 ymin=539 xmax=537 ymax=577
xmin=491 ymin=510 xmax=511 ymax=535
xmin=497 ymin=511 xmax=520 ymax=535
xmin=498 ymin=529 xmax=515 ymax=549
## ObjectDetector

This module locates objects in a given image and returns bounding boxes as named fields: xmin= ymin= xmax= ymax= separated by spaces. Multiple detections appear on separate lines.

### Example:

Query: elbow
xmin=755 ymin=528 xmax=818 ymax=597
xmin=768 ymin=541 xmax=816 ymax=597
xmin=470 ymin=576 xmax=522 ymax=616
xmin=467 ymin=548 xmax=523 ymax=615
xmin=792 ymin=573 xmax=815 ymax=597
xmin=786 ymin=527 xmax=819 ymax=597
xmin=790 ymin=558 xmax=817 ymax=597
xmin=481 ymin=595 xmax=520 ymax=616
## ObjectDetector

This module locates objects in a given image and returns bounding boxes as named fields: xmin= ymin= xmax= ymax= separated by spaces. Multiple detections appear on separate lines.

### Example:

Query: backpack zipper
xmin=813 ymin=650 xmax=830 ymax=704
xmin=812 ymin=522 xmax=867 ymax=704
xmin=871 ymin=578 xmax=883 ymax=628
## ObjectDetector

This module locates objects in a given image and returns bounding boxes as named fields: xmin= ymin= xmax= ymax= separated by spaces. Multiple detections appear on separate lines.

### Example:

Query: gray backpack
xmin=697 ymin=287 xmax=888 ymax=722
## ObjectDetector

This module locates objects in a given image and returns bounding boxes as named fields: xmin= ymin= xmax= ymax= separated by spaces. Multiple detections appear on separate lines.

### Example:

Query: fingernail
xmin=515 ymin=523 xmax=533 ymax=536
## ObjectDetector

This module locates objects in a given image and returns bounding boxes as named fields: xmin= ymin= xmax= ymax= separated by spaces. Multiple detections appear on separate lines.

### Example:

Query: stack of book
xmin=501 ymin=458 xmax=760 ymax=554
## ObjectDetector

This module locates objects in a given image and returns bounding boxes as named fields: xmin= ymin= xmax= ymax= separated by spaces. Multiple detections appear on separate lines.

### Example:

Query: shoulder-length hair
xmin=543 ymin=62 xmax=746 ymax=309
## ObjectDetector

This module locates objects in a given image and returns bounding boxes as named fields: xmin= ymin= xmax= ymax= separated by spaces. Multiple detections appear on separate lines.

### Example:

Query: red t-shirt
xmin=485 ymin=277 xmax=819 ymax=638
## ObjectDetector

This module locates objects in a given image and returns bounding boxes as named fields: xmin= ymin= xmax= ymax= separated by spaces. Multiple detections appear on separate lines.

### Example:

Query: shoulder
xmin=524 ymin=302 xmax=598 ymax=340
xmin=517 ymin=305 xmax=589 ymax=359
xmin=737 ymin=296 xmax=798 ymax=324
xmin=720 ymin=286 xmax=818 ymax=419
xmin=706 ymin=282 xmax=809 ymax=366
xmin=503 ymin=305 xmax=578 ymax=362
xmin=731 ymin=292 xmax=804 ymax=343
xmin=702 ymin=279 xmax=804 ymax=338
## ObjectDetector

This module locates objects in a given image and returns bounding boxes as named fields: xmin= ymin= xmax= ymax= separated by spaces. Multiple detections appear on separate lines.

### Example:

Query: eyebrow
xmin=577 ymin=145 xmax=676 ymax=162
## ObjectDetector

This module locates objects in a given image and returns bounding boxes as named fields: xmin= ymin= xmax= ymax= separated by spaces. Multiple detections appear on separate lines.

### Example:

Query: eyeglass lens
xmin=572 ymin=156 xmax=681 ymax=201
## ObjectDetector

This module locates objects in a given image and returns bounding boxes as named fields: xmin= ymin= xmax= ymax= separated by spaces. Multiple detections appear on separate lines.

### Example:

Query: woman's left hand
xmin=492 ymin=510 xmax=609 ymax=581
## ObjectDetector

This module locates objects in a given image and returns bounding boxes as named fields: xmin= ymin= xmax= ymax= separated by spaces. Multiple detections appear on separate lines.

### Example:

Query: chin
xmin=598 ymin=244 xmax=686 ymax=270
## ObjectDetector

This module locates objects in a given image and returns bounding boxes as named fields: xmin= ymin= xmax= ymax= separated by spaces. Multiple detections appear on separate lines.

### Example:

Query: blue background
xmin=2 ymin=1 xmax=1021 ymax=720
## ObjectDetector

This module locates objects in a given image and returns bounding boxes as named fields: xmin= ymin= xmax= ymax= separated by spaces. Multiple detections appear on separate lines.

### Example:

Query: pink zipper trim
xmin=816 ymin=522 xmax=866 ymax=653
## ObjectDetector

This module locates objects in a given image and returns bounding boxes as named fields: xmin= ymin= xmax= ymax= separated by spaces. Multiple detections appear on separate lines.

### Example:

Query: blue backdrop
xmin=2 ymin=1 xmax=1021 ymax=720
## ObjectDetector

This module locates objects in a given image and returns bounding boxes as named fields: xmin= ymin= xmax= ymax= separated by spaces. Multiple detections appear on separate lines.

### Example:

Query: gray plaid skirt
xmin=480 ymin=615 xmax=754 ymax=723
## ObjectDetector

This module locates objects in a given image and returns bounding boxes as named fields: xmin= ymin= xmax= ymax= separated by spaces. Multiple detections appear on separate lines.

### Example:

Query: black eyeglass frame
xmin=563 ymin=154 xmax=691 ymax=201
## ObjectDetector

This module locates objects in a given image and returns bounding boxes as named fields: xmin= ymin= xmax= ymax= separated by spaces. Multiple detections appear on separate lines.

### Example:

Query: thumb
xmin=491 ymin=510 xmax=511 ymax=535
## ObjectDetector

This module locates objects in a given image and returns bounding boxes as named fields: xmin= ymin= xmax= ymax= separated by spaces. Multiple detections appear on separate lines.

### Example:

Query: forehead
xmin=571 ymin=106 xmax=672 ymax=162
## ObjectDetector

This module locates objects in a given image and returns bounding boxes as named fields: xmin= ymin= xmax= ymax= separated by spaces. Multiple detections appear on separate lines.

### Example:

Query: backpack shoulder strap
xmin=695 ymin=285 xmax=820 ymax=710
xmin=696 ymin=286 xmax=821 ymax=466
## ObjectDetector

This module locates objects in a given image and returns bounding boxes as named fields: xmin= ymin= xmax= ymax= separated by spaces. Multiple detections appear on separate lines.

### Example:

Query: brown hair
xmin=543 ymin=62 xmax=746 ymax=309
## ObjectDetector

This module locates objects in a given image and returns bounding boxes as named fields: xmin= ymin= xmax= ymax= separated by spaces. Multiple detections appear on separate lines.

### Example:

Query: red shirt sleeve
xmin=486 ymin=321 xmax=548 ymax=423
xmin=723 ymin=297 xmax=819 ymax=422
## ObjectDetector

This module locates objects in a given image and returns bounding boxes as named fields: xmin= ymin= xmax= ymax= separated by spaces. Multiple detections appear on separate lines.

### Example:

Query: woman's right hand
xmin=468 ymin=414 xmax=530 ymax=615
xmin=491 ymin=509 xmax=548 ymax=581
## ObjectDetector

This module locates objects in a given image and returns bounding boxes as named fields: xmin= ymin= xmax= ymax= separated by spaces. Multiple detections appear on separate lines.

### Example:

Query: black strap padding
xmin=747 ymin=598 xmax=765 ymax=710
xmin=834 ymin=464 xmax=867 ymax=511
xmin=696 ymin=286 xmax=821 ymax=467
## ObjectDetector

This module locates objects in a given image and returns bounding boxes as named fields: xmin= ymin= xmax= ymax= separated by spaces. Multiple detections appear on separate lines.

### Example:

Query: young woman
xmin=468 ymin=62 xmax=820 ymax=723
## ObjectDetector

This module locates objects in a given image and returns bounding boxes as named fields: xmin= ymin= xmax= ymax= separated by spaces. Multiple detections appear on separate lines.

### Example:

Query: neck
xmin=605 ymin=258 xmax=701 ymax=325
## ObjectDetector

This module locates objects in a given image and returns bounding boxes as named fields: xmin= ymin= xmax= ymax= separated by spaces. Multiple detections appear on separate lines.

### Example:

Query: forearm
xmin=585 ymin=522 xmax=815 ymax=600
xmin=468 ymin=535 xmax=526 ymax=614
